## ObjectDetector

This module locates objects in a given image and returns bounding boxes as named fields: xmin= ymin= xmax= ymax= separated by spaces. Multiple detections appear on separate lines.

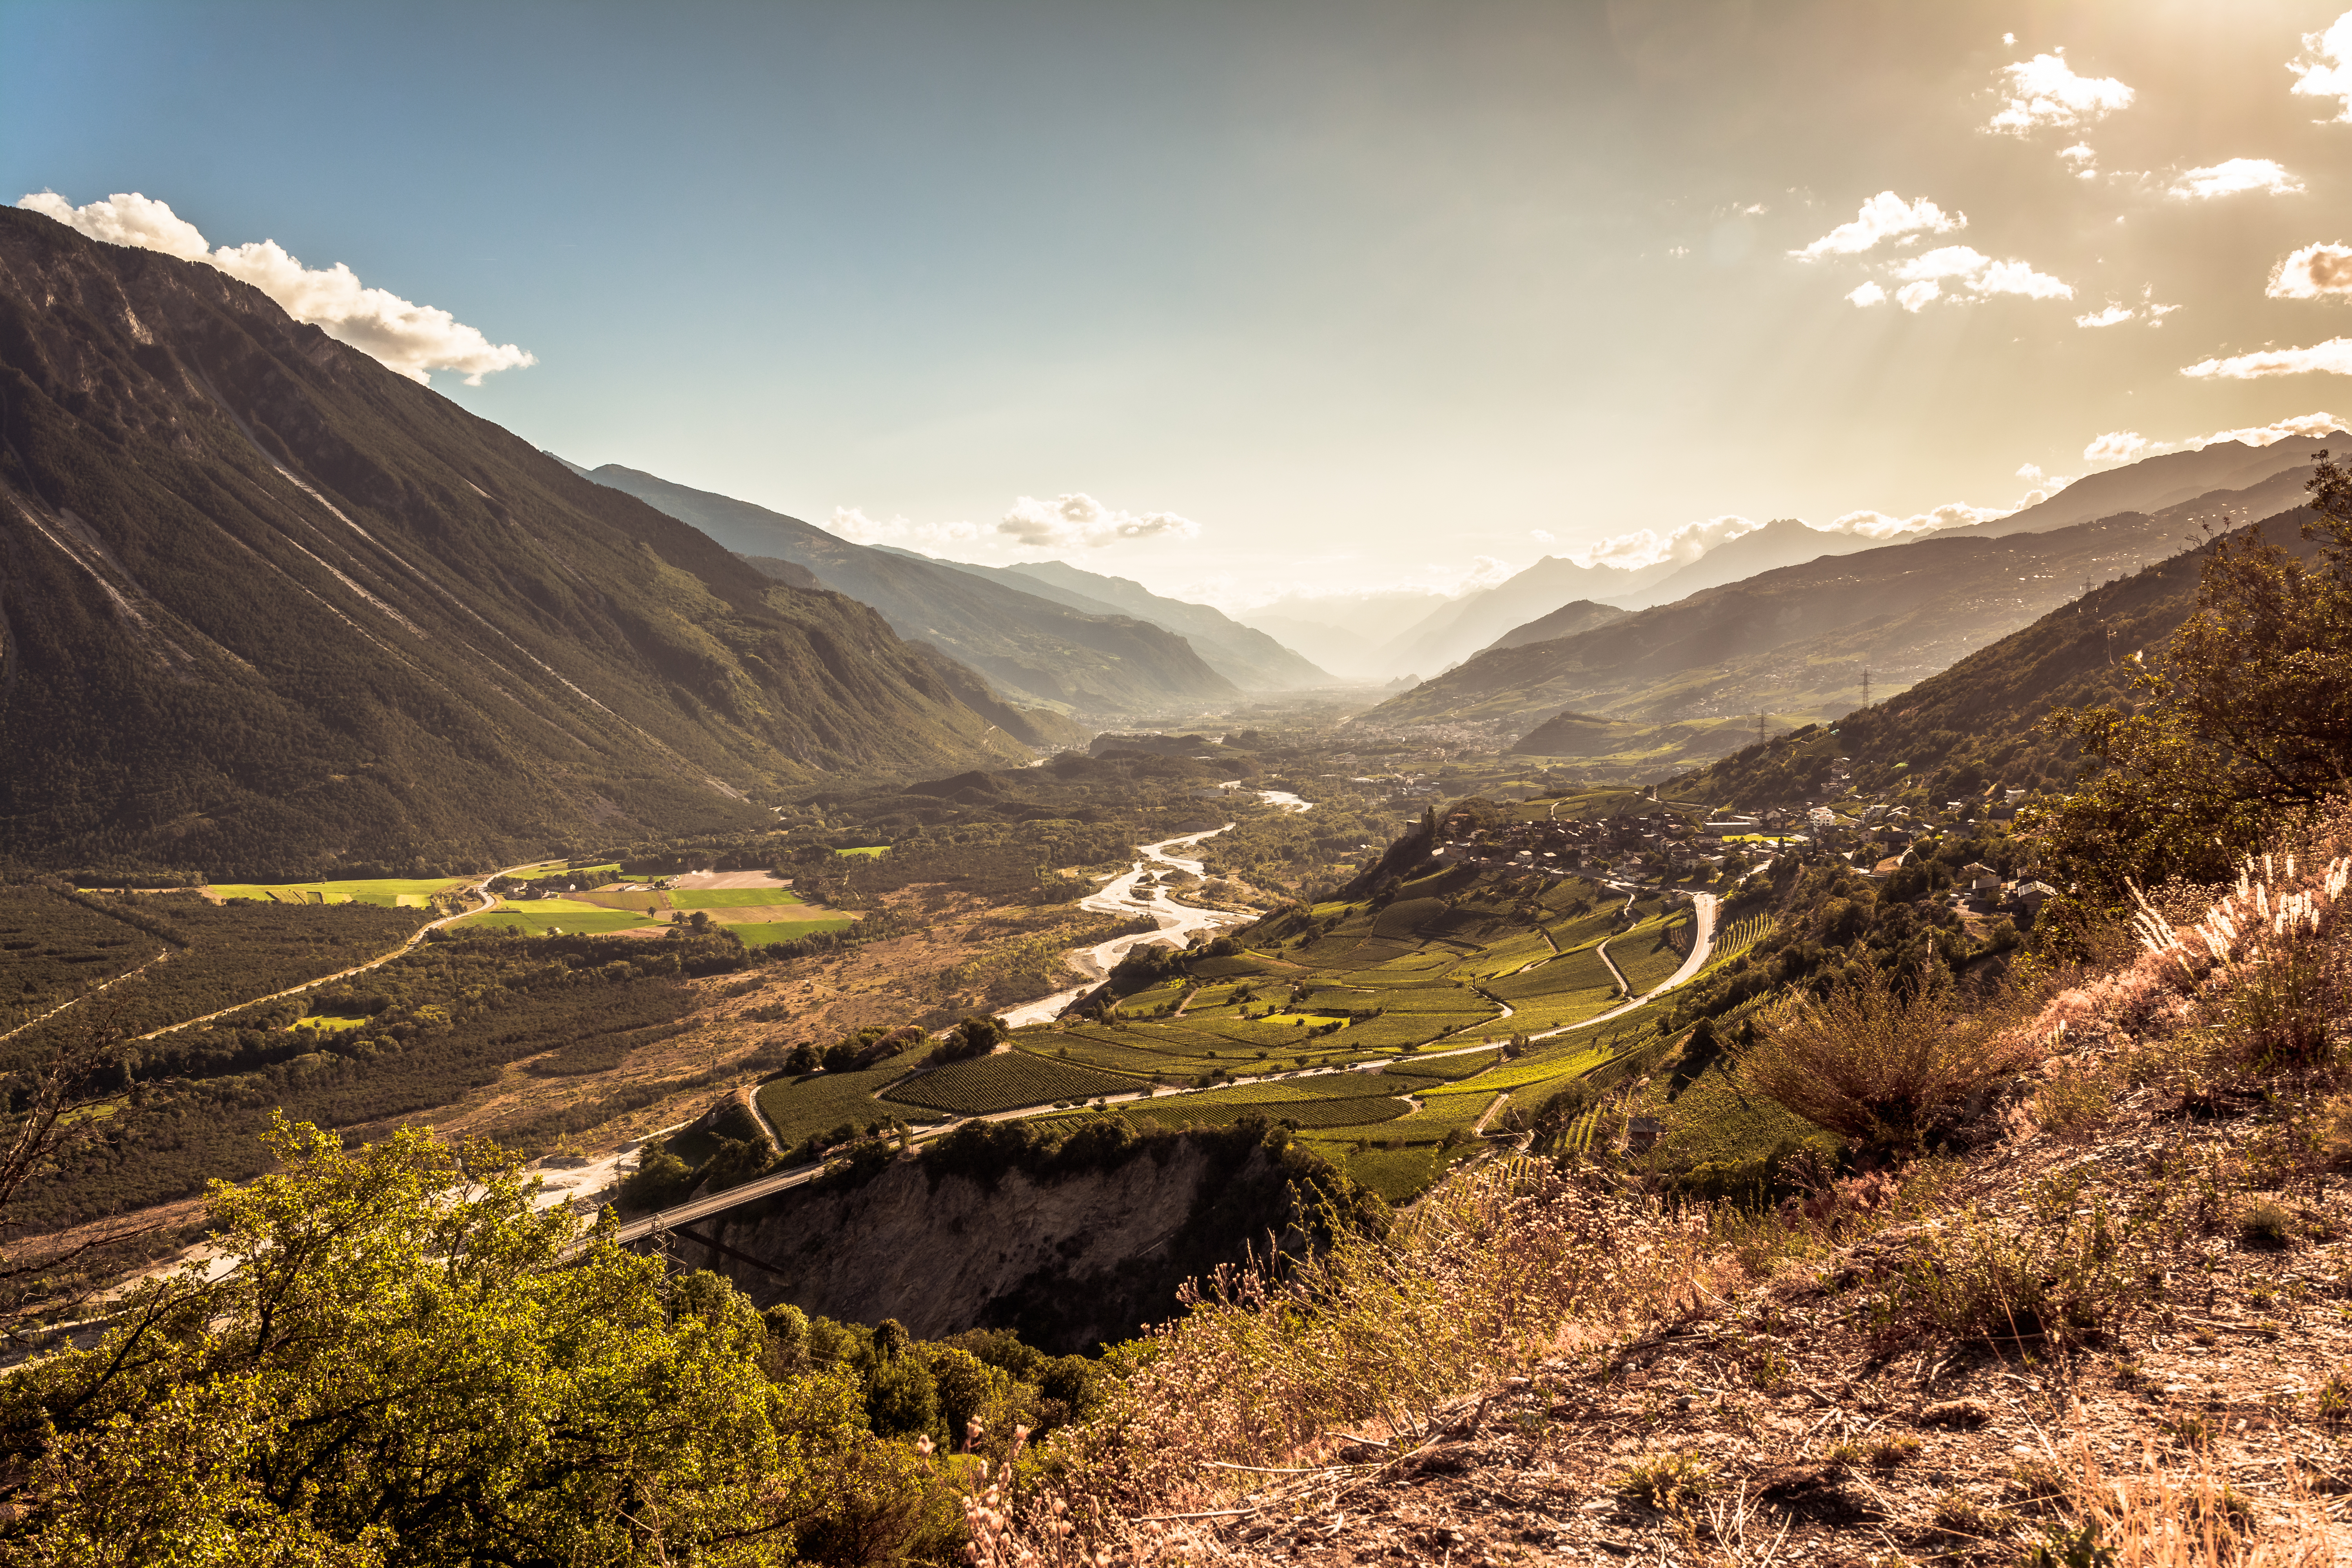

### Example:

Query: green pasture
xmin=672 ymin=887 xmax=804 ymax=909
xmin=834 ymin=846 xmax=889 ymax=858
xmin=292 ymin=1013 xmax=370 ymax=1033
xmin=456 ymin=900 xmax=657 ymax=935
xmin=210 ymin=876 xmax=466 ymax=908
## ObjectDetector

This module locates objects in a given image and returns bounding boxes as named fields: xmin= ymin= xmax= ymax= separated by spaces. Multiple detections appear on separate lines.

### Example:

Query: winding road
xmin=606 ymin=867 xmax=1721 ymax=1244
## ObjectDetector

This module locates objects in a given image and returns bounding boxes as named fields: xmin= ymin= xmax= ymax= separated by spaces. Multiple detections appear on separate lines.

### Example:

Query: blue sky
xmin=8 ymin=1 xmax=2352 ymax=613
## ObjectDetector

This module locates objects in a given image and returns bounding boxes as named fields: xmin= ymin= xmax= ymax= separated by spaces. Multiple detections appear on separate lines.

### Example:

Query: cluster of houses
xmin=1424 ymin=785 xmax=2059 ymax=918
xmin=1428 ymin=807 xmax=1702 ymax=881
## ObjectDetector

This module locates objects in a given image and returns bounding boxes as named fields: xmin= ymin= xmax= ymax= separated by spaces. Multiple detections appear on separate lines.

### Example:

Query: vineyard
xmin=880 ymin=1054 xmax=1138 ymax=1116
xmin=726 ymin=857 xmax=1758 ymax=1202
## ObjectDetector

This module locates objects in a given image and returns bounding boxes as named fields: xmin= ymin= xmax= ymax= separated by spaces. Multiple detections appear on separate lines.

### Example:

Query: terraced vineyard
xmin=746 ymin=859 xmax=1741 ymax=1203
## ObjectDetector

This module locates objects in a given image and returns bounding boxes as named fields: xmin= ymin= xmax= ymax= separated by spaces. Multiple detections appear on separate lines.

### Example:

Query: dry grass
xmin=2057 ymin=1449 xmax=2349 ymax=1566
xmin=1034 ymin=1157 xmax=1720 ymax=1526
xmin=1737 ymin=962 xmax=2036 ymax=1159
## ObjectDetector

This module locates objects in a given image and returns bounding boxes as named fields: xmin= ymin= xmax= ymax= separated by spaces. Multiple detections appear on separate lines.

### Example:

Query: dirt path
xmin=1592 ymin=937 xmax=1631 ymax=998
xmin=129 ymin=858 xmax=548 ymax=1043
xmin=0 ymin=944 xmax=172 ymax=1046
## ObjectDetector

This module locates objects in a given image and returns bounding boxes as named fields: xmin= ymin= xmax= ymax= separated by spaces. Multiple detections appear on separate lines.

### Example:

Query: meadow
xmin=671 ymin=888 xmax=804 ymax=909
xmin=457 ymin=900 xmax=658 ymax=936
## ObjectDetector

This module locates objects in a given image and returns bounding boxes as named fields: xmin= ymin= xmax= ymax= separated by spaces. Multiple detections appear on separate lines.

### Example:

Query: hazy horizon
xmin=9 ymin=0 xmax=2352 ymax=613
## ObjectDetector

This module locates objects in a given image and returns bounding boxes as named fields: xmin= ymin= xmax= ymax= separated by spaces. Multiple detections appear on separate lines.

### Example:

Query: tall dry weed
xmin=1034 ymin=1157 xmax=1716 ymax=1532
xmin=2051 ymin=1446 xmax=2349 ymax=1566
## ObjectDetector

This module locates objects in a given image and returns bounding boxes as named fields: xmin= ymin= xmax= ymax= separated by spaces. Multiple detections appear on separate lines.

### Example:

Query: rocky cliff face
xmin=665 ymin=1137 xmax=1305 ymax=1352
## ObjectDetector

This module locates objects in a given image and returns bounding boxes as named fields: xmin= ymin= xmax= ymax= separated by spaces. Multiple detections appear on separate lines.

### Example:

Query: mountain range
xmin=0 ymin=207 xmax=1034 ymax=877
xmin=573 ymin=466 xmax=1307 ymax=715
xmin=1360 ymin=465 xmax=2331 ymax=772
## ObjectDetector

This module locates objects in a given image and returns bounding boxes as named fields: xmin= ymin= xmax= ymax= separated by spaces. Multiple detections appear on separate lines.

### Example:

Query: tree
xmin=0 ymin=1116 xmax=870 ymax=1565
xmin=2037 ymin=454 xmax=2352 ymax=897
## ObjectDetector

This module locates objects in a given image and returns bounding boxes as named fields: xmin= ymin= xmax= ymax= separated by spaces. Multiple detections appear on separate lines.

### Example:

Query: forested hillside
xmin=0 ymin=209 xmax=1027 ymax=880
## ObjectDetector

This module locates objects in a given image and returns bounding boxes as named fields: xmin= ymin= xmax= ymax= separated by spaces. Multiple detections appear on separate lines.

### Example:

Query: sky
xmin=7 ymin=0 xmax=2352 ymax=617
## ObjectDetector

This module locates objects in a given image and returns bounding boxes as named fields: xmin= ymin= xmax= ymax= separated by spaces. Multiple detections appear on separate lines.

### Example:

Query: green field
xmin=729 ymin=918 xmax=853 ymax=946
xmin=755 ymin=1062 xmax=948 ymax=1147
xmin=834 ymin=846 xmax=889 ymax=858
xmin=209 ymin=877 xmax=467 ymax=908
xmin=881 ymin=1053 xmax=1139 ymax=1116
xmin=671 ymin=887 xmax=805 ymax=909
xmin=456 ymin=900 xmax=657 ymax=935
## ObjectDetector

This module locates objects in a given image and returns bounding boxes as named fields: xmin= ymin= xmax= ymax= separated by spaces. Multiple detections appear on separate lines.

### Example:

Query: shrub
xmin=1737 ymin=963 xmax=2029 ymax=1159
xmin=1875 ymin=1198 xmax=2146 ymax=1350
xmin=1621 ymin=1451 xmax=1715 ymax=1512
xmin=2237 ymin=1199 xmax=2295 ymax=1251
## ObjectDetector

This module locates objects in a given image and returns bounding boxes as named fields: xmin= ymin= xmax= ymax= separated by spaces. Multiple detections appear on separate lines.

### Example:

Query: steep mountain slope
xmin=1477 ymin=599 xmax=1628 ymax=654
xmin=1361 ymin=479 xmax=2300 ymax=740
xmin=1978 ymin=433 xmax=2340 ymax=537
xmin=1605 ymin=518 xmax=1901 ymax=608
xmin=997 ymin=559 xmax=1330 ymax=689
xmin=0 ymin=207 xmax=1025 ymax=878
xmin=579 ymin=466 xmax=1238 ymax=714
xmin=1368 ymin=555 xmax=1679 ymax=678
xmin=1671 ymin=504 xmax=2328 ymax=808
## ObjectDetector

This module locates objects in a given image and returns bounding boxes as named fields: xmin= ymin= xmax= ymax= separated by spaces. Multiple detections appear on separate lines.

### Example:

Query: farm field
xmin=731 ymin=859 xmax=1750 ymax=1203
xmin=755 ymin=1062 xmax=948 ymax=1147
xmin=671 ymin=888 xmax=804 ymax=909
xmin=207 ymin=876 xmax=468 ymax=907
xmin=881 ymin=1053 xmax=1138 ymax=1116
xmin=457 ymin=900 xmax=658 ymax=936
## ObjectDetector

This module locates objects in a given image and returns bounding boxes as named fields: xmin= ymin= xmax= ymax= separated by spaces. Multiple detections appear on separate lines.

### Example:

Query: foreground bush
xmin=1737 ymin=963 xmax=2029 ymax=1159
xmin=0 ymin=1118 xmax=913 ymax=1566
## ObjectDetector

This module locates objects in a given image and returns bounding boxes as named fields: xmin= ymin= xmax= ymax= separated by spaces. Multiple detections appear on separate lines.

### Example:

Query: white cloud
xmin=2269 ymin=241 xmax=2352 ymax=299
xmin=2180 ymin=339 xmax=2352 ymax=379
xmin=1571 ymin=515 xmax=1760 ymax=571
xmin=2290 ymin=11 xmax=2352 ymax=123
xmin=2167 ymin=158 xmax=2305 ymax=200
xmin=822 ymin=506 xmax=982 ymax=550
xmin=2183 ymin=411 xmax=2346 ymax=446
xmin=1821 ymin=504 xmax=2001 ymax=539
xmin=1895 ymin=246 xmax=1994 ymax=281
xmin=1791 ymin=192 xmax=1964 ymax=259
xmin=2076 ymin=411 xmax=2348 ymax=467
xmin=996 ymin=493 xmax=1201 ymax=550
xmin=1529 ymin=528 xmax=1556 ymax=544
xmin=1846 ymin=281 xmax=1887 ymax=307
xmin=2016 ymin=463 xmax=2046 ymax=481
xmin=1987 ymin=52 xmax=2135 ymax=136
xmin=1975 ymin=258 xmax=2073 ymax=298
xmin=2059 ymin=142 xmax=2097 ymax=165
xmin=1887 ymin=245 xmax=2071 ymax=305
xmin=2076 ymin=305 xmax=2134 ymax=328
xmin=1896 ymin=280 xmax=1942 ymax=312
xmin=16 ymin=191 xmax=534 ymax=385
